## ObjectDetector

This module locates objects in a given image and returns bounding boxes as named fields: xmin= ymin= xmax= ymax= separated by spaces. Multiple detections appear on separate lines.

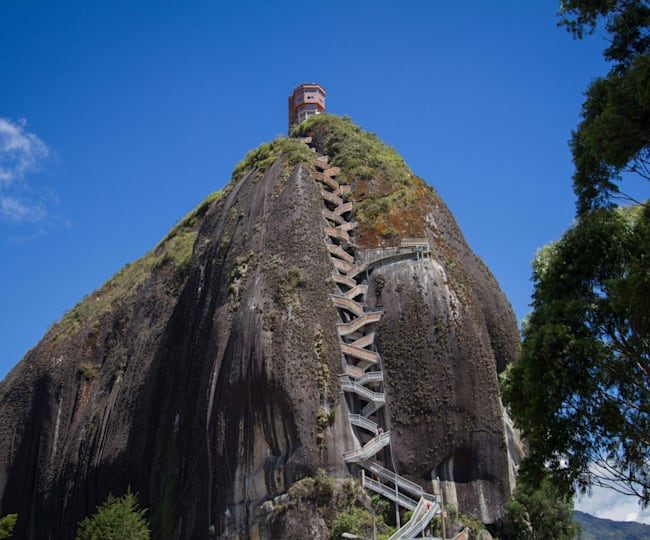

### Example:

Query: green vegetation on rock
xmin=276 ymin=471 xmax=395 ymax=539
xmin=76 ymin=488 xmax=150 ymax=540
xmin=231 ymin=137 xmax=316 ymax=181
xmin=292 ymin=114 xmax=438 ymax=246
xmin=0 ymin=514 xmax=17 ymax=539
xmin=501 ymin=475 xmax=578 ymax=540
xmin=428 ymin=505 xmax=490 ymax=539
xmin=52 ymin=191 xmax=222 ymax=344
xmin=287 ymin=468 xmax=334 ymax=507
xmin=331 ymin=506 xmax=377 ymax=539
xmin=293 ymin=114 xmax=412 ymax=186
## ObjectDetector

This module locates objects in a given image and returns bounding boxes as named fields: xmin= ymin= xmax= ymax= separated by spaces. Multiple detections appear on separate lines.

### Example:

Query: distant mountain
xmin=575 ymin=510 xmax=650 ymax=540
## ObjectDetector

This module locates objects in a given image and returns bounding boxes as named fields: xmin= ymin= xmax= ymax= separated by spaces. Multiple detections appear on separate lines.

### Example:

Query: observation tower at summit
xmin=288 ymin=83 xmax=326 ymax=131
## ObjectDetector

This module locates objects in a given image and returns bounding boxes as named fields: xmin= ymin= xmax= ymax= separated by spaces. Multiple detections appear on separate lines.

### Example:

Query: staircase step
xmin=330 ymin=259 xmax=368 ymax=278
xmin=322 ymin=209 xmax=346 ymax=225
xmin=362 ymin=476 xmax=419 ymax=511
xmin=349 ymin=369 xmax=383 ymax=386
xmin=359 ymin=461 xmax=429 ymax=499
xmin=327 ymin=244 xmax=355 ymax=263
xmin=324 ymin=166 xmax=341 ymax=177
xmin=343 ymin=431 xmax=391 ymax=463
xmin=322 ymin=190 xmax=343 ymax=206
xmin=337 ymin=311 xmax=382 ymax=336
xmin=346 ymin=331 xmax=374 ymax=348
xmin=340 ymin=379 xmax=384 ymax=402
xmin=314 ymin=156 xmax=329 ymax=169
xmin=332 ymin=273 xmax=357 ymax=289
xmin=348 ymin=414 xmax=379 ymax=435
xmin=388 ymin=497 xmax=439 ymax=540
xmin=334 ymin=201 xmax=353 ymax=215
xmin=313 ymin=171 xmax=339 ymax=190
xmin=363 ymin=400 xmax=384 ymax=417
xmin=325 ymin=227 xmax=350 ymax=244
xmin=341 ymin=343 xmax=380 ymax=364
xmin=331 ymin=295 xmax=365 ymax=317
xmin=344 ymin=364 xmax=365 ymax=378
xmin=343 ymin=284 xmax=368 ymax=301
xmin=337 ymin=221 xmax=356 ymax=232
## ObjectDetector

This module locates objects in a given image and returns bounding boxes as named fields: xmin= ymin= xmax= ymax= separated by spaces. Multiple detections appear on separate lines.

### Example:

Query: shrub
xmin=501 ymin=475 xmax=577 ymax=540
xmin=287 ymin=469 xmax=334 ymax=507
xmin=78 ymin=362 xmax=98 ymax=381
xmin=76 ymin=488 xmax=150 ymax=540
xmin=331 ymin=507 xmax=372 ymax=539
xmin=0 ymin=514 xmax=17 ymax=539
xmin=231 ymin=137 xmax=315 ymax=181
xmin=371 ymin=494 xmax=392 ymax=524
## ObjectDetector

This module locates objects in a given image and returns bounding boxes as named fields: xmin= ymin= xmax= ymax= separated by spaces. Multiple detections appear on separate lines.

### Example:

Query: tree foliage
xmin=76 ymin=488 xmax=150 ymax=540
xmin=501 ymin=475 xmax=578 ymax=540
xmin=505 ymin=0 xmax=650 ymax=509
xmin=0 ymin=514 xmax=17 ymax=539
xmin=559 ymin=0 xmax=650 ymax=214
xmin=502 ymin=204 xmax=650 ymax=504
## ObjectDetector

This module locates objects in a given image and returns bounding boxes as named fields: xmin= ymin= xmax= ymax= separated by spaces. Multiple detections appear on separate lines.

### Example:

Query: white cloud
xmin=576 ymin=485 xmax=650 ymax=524
xmin=0 ymin=195 xmax=45 ymax=224
xmin=0 ymin=118 xmax=49 ymax=185
xmin=0 ymin=118 xmax=51 ymax=225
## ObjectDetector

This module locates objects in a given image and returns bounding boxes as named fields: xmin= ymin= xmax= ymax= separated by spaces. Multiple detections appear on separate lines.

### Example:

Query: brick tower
xmin=288 ymin=83 xmax=326 ymax=131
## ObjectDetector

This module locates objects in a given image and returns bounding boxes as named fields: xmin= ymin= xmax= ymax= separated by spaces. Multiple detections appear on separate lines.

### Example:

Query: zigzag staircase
xmin=299 ymin=136 xmax=441 ymax=539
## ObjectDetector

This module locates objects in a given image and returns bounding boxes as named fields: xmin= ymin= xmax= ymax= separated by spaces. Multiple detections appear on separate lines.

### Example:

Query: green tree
xmin=501 ymin=475 xmax=578 ymax=540
xmin=76 ymin=488 xmax=150 ymax=540
xmin=558 ymin=0 xmax=650 ymax=214
xmin=502 ymin=204 xmax=650 ymax=504
xmin=503 ymin=0 xmax=650 ymax=508
xmin=0 ymin=514 xmax=17 ymax=539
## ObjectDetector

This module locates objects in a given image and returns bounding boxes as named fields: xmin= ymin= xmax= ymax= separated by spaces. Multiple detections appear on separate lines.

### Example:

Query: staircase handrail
xmin=343 ymin=431 xmax=391 ymax=462
xmin=328 ymin=244 xmax=355 ymax=263
xmin=362 ymin=476 xmax=418 ymax=511
xmin=348 ymin=414 xmax=379 ymax=435
xmin=344 ymin=370 xmax=383 ymax=385
xmin=332 ymin=273 xmax=357 ymax=288
xmin=362 ymin=400 xmax=382 ymax=417
xmin=336 ymin=311 xmax=382 ymax=336
xmin=388 ymin=497 xmax=440 ymax=540
xmin=357 ymin=250 xmax=424 ymax=275
xmin=343 ymin=284 xmax=368 ymax=300
xmin=322 ymin=190 xmax=343 ymax=206
xmin=330 ymin=295 xmax=365 ymax=316
xmin=359 ymin=461 xmax=427 ymax=499
xmin=340 ymin=343 xmax=380 ymax=365
xmin=340 ymin=379 xmax=385 ymax=402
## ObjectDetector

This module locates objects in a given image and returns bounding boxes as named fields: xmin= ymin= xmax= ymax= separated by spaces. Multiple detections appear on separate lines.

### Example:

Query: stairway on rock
xmin=298 ymin=135 xmax=441 ymax=539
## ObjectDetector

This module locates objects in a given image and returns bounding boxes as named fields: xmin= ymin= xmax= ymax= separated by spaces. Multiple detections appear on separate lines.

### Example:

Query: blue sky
xmin=1 ymin=0 xmax=648 ymax=523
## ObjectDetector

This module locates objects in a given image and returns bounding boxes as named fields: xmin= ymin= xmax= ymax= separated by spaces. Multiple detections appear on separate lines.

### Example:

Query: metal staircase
xmin=300 ymin=135 xmax=440 ymax=539
xmin=388 ymin=497 xmax=440 ymax=540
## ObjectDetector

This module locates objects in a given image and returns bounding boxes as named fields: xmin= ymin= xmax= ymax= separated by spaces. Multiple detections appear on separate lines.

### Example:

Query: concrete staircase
xmin=299 ymin=135 xmax=441 ymax=539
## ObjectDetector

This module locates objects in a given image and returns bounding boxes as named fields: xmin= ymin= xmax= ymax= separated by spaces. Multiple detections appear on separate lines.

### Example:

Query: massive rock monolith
xmin=0 ymin=115 xmax=520 ymax=539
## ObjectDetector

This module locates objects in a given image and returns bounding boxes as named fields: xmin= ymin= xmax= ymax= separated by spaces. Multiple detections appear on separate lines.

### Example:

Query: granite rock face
xmin=0 ymin=117 xmax=521 ymax=538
